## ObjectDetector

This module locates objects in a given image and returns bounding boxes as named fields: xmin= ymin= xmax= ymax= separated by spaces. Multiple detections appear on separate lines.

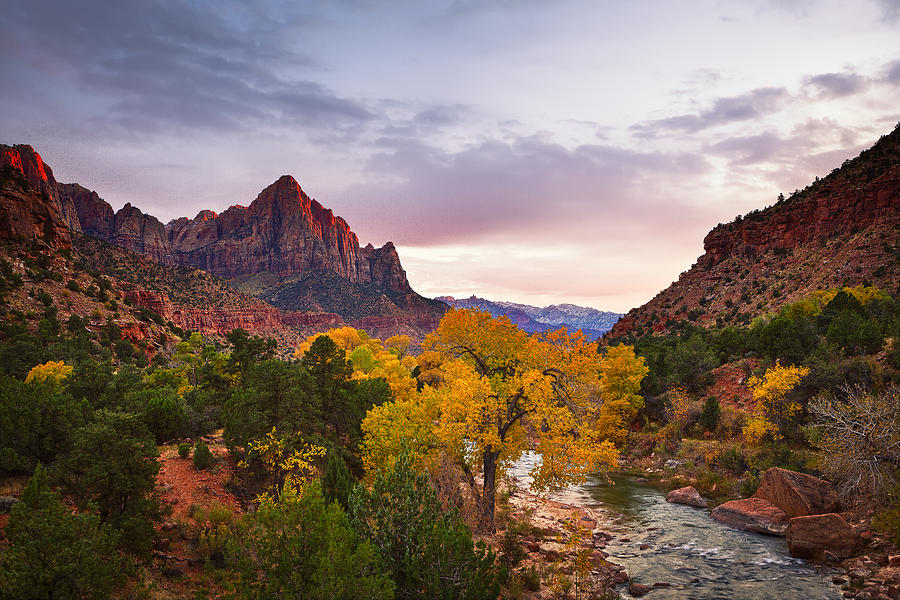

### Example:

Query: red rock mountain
xmin=608 ymin=124 xmax=900 ymax=339
xmin=0 ymin=143 xmax=445 ymax=337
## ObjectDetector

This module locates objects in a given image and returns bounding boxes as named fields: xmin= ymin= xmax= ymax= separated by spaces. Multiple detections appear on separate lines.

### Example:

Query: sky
xmin=1 ymin=0 xmax=898 ymax=313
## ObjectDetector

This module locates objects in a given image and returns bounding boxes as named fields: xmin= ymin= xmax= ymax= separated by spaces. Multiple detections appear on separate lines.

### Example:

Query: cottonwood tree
xmin=809 ymin=385 xmax=900 ymax=498
xmin=742 ymin=363 xmax=809 ymax=444
xmin=423 ymin=308 xmax=644 ymax=530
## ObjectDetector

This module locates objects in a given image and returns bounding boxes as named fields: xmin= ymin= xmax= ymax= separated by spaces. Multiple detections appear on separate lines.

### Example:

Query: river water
xmin=510 ymin=453 xmax=840 ymax=599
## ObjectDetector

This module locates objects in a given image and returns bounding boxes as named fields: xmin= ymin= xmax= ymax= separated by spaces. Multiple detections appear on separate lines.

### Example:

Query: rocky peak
xmin=1 ymin=144 xmax=81 ymax=232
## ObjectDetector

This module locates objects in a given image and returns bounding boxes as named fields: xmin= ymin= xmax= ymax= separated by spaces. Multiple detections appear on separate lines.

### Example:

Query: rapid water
xmin=510 ymin=453 xmax=840 ymax=599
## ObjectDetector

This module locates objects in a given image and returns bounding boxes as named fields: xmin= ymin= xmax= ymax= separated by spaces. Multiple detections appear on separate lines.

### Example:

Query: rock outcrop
xmin=0 ymin=145 xmax=76 ymax=247
xmin=710 ymin=497 xmax=789 ymax=535
xmin=0 ymin=144 xmax=81 ymax=233
xmin=786 ymin=513 xmax=859 ymax=559
xmin=665 ymin=486 xmax=708 ymax=508
xmin=754 ymin=467 xmax=840 ymax=518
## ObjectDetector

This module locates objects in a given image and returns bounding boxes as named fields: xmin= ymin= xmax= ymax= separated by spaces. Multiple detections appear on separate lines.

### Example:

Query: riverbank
xmin=488 ymin=475 xmax=627 ymax=599
xmin=617 ymin=445 xmax=900 ymax=600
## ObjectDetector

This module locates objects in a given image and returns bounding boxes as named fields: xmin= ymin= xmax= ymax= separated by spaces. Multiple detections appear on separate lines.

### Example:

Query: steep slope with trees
xmin=609 ymin=124 xmax=900 ymax=339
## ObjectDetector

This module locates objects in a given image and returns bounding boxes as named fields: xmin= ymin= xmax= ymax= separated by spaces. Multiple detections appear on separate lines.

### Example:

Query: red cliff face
xmin=59 ymin=183 xmax=114 ymax=239
xmin=52 ymin=168 xmax=415 ymax=295
xmin=1 ymin=145 xmax=81 ymax=232
xmin=0 ymin=145 xmax=81 ymax=246
xmin=700 ymin=171 xmax=900 ymax=268
xmin=2 ymin=144 xmax=442 ymax=338
xmin=166 ymin=175 xmax=369 ymax=282
xmin=122 ymin=287 xmax=286 ymax=336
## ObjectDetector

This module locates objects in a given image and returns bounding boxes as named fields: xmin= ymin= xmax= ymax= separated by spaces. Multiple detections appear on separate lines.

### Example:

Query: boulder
xmin=710 ymin=497 xmax=788 ymax=535
xmin=666 ymin=486 xmax=708 ymax=508
xmin=786 ymin=513 xmax=859 ymax=559
xmin=754 ymin=467 xmax=840 ymax=518
xmin=0 ymin=496 xmax=18 ymax=513
xmin=628 ymin=582 xmax=651 ymax=597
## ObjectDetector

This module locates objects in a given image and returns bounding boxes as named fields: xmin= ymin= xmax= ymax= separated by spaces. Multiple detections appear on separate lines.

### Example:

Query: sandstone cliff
xmin=608 ymin=124 xmax=900 ymax=339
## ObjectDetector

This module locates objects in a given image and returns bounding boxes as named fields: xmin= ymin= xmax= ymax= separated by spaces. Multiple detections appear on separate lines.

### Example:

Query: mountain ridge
xmin=607 ymin=124 xmax=900 ymax=340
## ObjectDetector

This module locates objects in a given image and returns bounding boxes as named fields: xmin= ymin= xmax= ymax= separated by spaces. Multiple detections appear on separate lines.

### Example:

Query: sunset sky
xmin=2 ymin=0 xmax=899 ymax=312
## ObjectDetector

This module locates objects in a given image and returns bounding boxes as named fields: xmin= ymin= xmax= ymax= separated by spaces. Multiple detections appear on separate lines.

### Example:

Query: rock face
xmin=162 ymin=175 xmax=412 ymax=295
xmin=607 ymin=124 xmax=900 ymax=339
xmin=786 ymin=513 xmax=859 ymax=559
xmin=754 ymin=467 xmax=840 ymax=518
xmin=0 ymin=145 xmax=76 ymax=247
xmin=0 ymin=144 xmax=81 ymax=233
xmin=665 ymin=486 xmax=708 ymax=508
xmin=121 ymin=287 xmax=285 ymax=336
xmin=710 ymin=498 xmax=789 ymax=535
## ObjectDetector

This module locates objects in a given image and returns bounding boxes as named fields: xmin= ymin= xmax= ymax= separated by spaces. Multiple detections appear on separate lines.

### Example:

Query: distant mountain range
xmin=436 ymin=295 xmax=622 ymax=339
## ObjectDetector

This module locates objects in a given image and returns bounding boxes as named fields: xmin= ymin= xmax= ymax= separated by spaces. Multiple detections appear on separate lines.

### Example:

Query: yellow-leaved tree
xmin=25 ymin=360 xmax=73 ymax=384
xmin=743 ymin=363 xmax=809 ymax=444
xmin=595 ymin=344 xmax=648 ymax=444
xmin=294 ymin=327 xmax=419 ymax=403
xmin=423 ymin=308 xmax=645 ymax=530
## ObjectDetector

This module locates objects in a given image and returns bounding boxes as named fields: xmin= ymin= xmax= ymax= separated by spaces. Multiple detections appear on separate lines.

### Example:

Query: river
xmin=510 ymin=453 xmax=840 ymax=599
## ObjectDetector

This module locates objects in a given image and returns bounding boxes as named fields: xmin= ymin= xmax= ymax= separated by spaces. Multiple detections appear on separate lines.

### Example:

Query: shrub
xmin=351 ymin=450 xmax=504 ymax=600
xmin=873 ymin=498 xmax=900 ymax=545
xmin=720 ymin=446 xmax=746 ymax=474
xmin=140 ymin=388 xmax=187 ymax=444
xmin=194 ymin=441 xmax=213 ymax=470
xmin=698 ymin=396 xmax=721 ymax=433
xmin=229 ymin=482 xmax=393 ymax=600
xmin=0 ymin=374 xmax=86 ymax=474
xmin=195 ymin=501 xmax=234 ymax=568
xmin=809 ymin=385 xmax=900 ymax=498
xmin=322 ymin=450 xmax=355 ymax=511
xmin=0 ymin=465 xmax=125 ymax=599
xmin=178 ymin=442 xmax=192 ymax=458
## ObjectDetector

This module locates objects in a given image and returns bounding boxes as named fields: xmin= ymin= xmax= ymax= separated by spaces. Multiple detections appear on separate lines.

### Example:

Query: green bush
xmin=0 ymin=465 xmax=125 ymax=600
xmin=873 ymin=497 xmax=900 ymax=545
xmin=698 ymin=396 xmax=721 ymax=432
xmin=139 ymin=388 xmax=187 ymax=444
xmin=720 ymin=446 xmax=746 ymax=474
xmin=322 ymin=449 xmax=355 ymax=511
xmin=178 ymin=442 xmax=192 ymax=458
xmin=194 ymin=441 xmax=213 ymax=470
xmin=351 ymin=450 xmax=504 ymax=600
xmin=0 ymin=374 xmax=88 ymax=474
xmin=739 ymin=472 xmax=760 ymax=497
xmin=229 ymin=482 xmax=393 ymax=600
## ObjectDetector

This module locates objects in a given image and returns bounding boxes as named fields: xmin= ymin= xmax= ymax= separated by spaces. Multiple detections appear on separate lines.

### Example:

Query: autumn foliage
xmin=399 ymin=308 xmax=647 ymax=529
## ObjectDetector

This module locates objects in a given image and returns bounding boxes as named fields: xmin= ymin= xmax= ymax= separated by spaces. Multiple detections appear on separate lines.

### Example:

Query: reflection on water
xmin=510 ymin=453 xmax=840 ymax=599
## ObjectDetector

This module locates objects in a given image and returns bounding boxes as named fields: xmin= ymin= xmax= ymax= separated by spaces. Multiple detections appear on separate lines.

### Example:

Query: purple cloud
xmin=804 ymin=72 xmax=868 ymax=98
xmin=631 ymin=87 xmax=790 ymax=136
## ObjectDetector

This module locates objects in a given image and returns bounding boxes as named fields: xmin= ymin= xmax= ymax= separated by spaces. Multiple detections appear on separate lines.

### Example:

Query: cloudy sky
xmin=2 ymin=0 xmax=898 ymax=312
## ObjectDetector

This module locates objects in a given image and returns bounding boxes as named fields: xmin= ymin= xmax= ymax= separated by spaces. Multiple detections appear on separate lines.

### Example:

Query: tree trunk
xmin=481 ymin=446 xmax=499 ymax=533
